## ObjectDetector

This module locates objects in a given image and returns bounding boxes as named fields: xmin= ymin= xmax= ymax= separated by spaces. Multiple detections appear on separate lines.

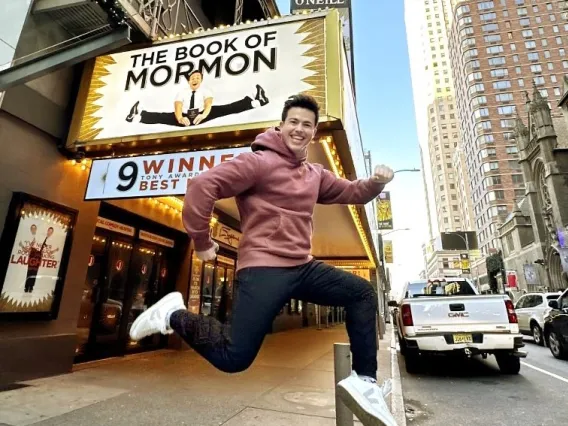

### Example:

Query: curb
xmin=390 ymin=326 xmax=407 ymax=426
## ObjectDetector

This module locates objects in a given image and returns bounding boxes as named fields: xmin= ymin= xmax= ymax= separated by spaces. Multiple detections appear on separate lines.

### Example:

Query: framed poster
xmin=0 ymin=193 xmax=78 ymax=320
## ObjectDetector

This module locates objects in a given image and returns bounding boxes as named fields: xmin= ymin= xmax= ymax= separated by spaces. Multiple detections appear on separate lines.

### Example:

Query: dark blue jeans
xmin=170 ymin=259 xmax=378 ymax=378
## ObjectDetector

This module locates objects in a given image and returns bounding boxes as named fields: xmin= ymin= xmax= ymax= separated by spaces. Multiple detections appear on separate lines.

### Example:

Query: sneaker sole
xmin=336 ymin=382 xmax=393 ymax=426
xmin=129 ymin=292 xmax=181 ymax=341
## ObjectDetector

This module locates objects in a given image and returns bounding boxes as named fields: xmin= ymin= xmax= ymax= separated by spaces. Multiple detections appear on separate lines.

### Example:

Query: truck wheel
xmin=404 ymin=349 xmax=422 ymax=374
xmin=495 ymin=352 xmax=521 ymax=375
xmin=399 ymin=337 xmax=407 ymax=356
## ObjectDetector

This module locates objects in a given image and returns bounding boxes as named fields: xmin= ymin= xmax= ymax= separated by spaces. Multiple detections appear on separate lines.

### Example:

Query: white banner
xmin=74 ymin=18 xmax=327 ymax=143
xmin=85 ymin=147 xmax=249 ymax=200
xmin=139 ymin=230 xmax=175 ymax=248
xmin=96 ymin=217 xmax=136 ymax=236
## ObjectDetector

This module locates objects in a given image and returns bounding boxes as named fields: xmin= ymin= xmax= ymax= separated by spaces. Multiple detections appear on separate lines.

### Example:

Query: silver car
xmin=515 ymin=292 xmax=562 ymax=346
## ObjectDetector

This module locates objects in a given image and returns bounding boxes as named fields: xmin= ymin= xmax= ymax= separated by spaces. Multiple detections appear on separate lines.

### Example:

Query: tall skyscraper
xmin=448 ymin=0 xmax=567 ymax=256
xmin=405 ymin=0 xmax=475 ymax=238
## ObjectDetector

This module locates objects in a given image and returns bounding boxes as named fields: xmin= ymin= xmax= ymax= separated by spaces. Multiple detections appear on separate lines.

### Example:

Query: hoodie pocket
xmin=265 ymin=214 xmax=313 ymax=258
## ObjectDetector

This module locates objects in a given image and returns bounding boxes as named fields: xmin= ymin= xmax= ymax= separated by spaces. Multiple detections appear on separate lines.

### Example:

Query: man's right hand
xmin=195 ymin=241 xmax=219 ymax=261
xmin=178 ymin=117 xmax=191 ymax=126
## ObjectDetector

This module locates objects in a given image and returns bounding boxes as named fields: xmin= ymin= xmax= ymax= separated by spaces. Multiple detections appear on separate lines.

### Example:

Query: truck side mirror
xmin=548 ymin=300 xmax=559 ymax=309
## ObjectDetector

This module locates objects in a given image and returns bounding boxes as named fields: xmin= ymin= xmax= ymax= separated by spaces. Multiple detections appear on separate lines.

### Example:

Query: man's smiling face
xmin=280 ymin=107 xmax=317 ymax=158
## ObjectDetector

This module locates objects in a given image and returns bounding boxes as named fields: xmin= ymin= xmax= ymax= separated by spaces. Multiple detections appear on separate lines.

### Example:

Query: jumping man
xmin=130 ymin=94 xmax=397 ymax=426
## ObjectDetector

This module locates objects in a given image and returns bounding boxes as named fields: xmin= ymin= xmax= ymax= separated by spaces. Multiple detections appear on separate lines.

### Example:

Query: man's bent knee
xmin=217 ymin=355 xmax=255 ymax=374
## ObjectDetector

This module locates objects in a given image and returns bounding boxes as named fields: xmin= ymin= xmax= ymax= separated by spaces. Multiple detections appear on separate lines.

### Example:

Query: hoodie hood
xmin=251 ymin=128 xmax=307 ymax=164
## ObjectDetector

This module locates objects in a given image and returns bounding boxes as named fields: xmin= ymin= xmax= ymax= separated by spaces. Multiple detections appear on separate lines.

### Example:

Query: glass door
xmin=212 ymin=264 xmax=226 ymax=319
xmin=125 ymin=245 xmax=164 ymax=352
xmin=75 ymin=234 xmax=107 ymax=358
xmin=201 ymin=262 xmax=215 ymax=315
xmin=77 ymin=236 xmax=134 ymax=360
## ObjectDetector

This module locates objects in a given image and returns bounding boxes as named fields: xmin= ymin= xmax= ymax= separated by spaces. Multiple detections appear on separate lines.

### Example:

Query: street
xmin=398 ymin=337 xmax=568 ymax=426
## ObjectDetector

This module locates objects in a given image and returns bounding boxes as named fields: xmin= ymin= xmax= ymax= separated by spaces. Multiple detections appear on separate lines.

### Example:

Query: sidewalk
xmin=0 ymin=324 xmax=405 ymax=426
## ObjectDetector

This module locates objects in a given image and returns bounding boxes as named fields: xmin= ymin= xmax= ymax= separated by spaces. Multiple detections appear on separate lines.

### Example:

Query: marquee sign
xmin=67 ymin=13 xmax=338 ymax=147
xmin=85 ymin=147 xmax=248 ymax=200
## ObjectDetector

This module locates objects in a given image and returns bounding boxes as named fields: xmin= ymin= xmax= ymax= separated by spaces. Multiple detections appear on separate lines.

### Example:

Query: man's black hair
xmin=188 ymin=70 xmax=203 ymax=80
xmin=281 ymin=94 xmax=320 ymax=125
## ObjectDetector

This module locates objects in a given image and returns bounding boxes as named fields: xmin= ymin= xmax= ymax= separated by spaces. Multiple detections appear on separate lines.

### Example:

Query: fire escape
xmin=0 ymin=0 xmax=278 ymax=91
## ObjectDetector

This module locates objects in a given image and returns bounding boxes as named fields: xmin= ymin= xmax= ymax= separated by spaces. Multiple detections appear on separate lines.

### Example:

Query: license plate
xmin=453 ymin=333 xmax=473 ymax=344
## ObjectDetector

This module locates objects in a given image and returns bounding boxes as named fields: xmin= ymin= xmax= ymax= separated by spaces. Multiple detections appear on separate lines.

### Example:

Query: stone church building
xmin=498 ymin=82 xmax=568 ymax=294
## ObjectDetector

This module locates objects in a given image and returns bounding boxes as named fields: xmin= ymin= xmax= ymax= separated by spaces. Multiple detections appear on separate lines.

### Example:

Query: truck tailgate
xmin=407 ymin=295 xmax=511 ymax=333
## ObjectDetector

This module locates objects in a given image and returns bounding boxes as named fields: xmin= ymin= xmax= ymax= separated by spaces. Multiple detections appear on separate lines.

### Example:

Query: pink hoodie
xmin=183 ymin=128 xmax=385 ymax=271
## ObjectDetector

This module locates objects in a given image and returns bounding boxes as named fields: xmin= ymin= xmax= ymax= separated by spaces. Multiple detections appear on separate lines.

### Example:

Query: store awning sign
xmin=85 ymin=147 xmax=248 ymax=200
xmin=68 ymin=14 xmax=330 ymax=146
xmin=139 ymin=230 xmax=175 ymax=248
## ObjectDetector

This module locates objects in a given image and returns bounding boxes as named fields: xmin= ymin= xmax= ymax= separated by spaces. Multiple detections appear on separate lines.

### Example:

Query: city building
xmin=405 ymin=0 xmax=475 ymax=238
xmin=448 ymin=0 xmax=568 ymax=258
xmin=0 ymin=5 xmax=382 ymax=387
xmin=498 ymin=83 xmax=568 ymax=293
xmin=423 ymin=231 xmax=482 ymax=279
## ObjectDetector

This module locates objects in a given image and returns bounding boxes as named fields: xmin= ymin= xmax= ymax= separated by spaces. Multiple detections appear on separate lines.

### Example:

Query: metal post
xmin=326 ymin=307 xmax=330 ymax=328
xmin=316 ymin=305 xmax=322 ymax=330
xmin=334 ymin=343 xmax=354 ymax=426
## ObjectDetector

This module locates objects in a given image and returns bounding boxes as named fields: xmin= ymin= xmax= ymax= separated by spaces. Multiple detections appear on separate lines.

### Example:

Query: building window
xmin=506 ymin=146 xmax=518 ymax=154
xmin=484 ymin=34 xmax=502 ymax=43
xmin=480 ymin=12 xmax=497 ymax=21
xmin=554 ymin=87 xmax=562 ymax=96
xmin=534 ymin=76 xmax=545 ymax=86
xmin=521 ymin=29 xmax=533 ymax=38
xmin=525 ymin=40 xmax=537 ymax=49
xmin=496 ymin=93 xmax=513 ymax=102
xmin=519 ymin=18 xmax=530 ymax=27
xmin=488 ymin=56 xmax=506 ymax=66
xmin=493 ymin=80 xmax=512 ymax=89
xmin=531 ymin=64 xmax=542 ymax=73
xmin=528 ymin=52 xmax=539 ymax=61
xmin=487 ymin=45 xmax=504 ymax=54
xmin=512 ymin=174 xmax=524 ymax=184
xmin=498 ymin=105 xmax=516 ymax=115
xmin=490 ymin=68 xmax=508 ymax=77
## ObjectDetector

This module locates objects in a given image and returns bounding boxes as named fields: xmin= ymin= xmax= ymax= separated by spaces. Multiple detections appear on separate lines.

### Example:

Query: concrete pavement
xmin=397 ymin=332 xmax=568 ymax=426
xmin=0 ymin=324 xmax=405 ymax=426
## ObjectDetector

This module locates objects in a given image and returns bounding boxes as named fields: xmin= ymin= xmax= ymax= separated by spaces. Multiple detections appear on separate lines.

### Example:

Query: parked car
xmin=389 ymin=277 xmax=526 ymax=375
xmin=543 ymin=289 xmax=568 ymax=360
xmin=515 ymin=292 xmax=562 ymax=346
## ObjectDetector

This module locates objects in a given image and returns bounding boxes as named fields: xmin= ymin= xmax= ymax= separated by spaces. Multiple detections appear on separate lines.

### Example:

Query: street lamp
xmin=394 ymin=168 xmax=421 ymax=174
xmin=442 ymin=232 xmax=478 ymax=285
xmin=381 ymin=228 xmax=411 ymax=236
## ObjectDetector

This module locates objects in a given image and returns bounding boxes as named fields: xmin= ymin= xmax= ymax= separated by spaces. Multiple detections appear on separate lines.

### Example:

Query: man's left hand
xmin=371 ymin=164 xmax=394 ymax=184
xmin=193 ymin=114 xmax=206 ymax=125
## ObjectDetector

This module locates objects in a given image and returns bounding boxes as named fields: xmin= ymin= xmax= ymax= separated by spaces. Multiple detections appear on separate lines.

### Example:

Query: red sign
xmin=116 ymin=259 xmax=124 ymax=271
xmin=88 ymin=255 xmax=95 ymax=267
xmin=160 ymin=267 xmax=167 ymax=278
xmin=141 ymin=264 xmax=148 ymax=275
xmin=506 ymin=271 xmax=518 ymax=288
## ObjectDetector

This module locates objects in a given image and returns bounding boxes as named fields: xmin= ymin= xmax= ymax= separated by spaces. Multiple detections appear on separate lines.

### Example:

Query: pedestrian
xmin=130 ymin=94 xmax=397 ymax=426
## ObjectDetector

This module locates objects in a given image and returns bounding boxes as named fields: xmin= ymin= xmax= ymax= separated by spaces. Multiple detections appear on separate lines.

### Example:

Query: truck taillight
xmin=401 ymin=304 xmax=413 ymax=326
xmin=505 ymin=300 xmax=518 ymax=324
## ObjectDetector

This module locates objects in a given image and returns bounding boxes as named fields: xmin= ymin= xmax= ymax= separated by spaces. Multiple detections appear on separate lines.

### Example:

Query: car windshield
xmin=406 ymin=280 xmax=476 ymax=297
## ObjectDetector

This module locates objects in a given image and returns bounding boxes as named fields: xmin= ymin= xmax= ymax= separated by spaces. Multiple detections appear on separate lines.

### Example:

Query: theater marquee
xmin=84 ymin=147 xmax=248 ymax=200
xmin=67 ymin=12 xmax=344 ymax=149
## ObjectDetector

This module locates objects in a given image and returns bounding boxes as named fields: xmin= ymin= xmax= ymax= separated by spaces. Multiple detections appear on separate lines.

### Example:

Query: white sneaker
xmin=336 ymin=371 xmax=398 ymax=426
xmin=129 ymin=292 xmax=185 ymax=341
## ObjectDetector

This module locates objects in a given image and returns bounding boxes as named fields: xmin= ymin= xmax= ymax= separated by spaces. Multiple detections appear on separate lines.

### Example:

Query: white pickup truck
xmin=389 ymin=277 xmax=526 ymax=375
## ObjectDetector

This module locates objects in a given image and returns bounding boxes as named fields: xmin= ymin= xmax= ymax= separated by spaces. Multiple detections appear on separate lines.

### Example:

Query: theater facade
xmin=0 ymin=10 xmax=381 ymax=386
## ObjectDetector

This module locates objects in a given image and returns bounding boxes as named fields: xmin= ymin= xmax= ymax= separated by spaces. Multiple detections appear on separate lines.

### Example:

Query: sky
xmin=276 ymin=0 xmax=429 ymax=296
